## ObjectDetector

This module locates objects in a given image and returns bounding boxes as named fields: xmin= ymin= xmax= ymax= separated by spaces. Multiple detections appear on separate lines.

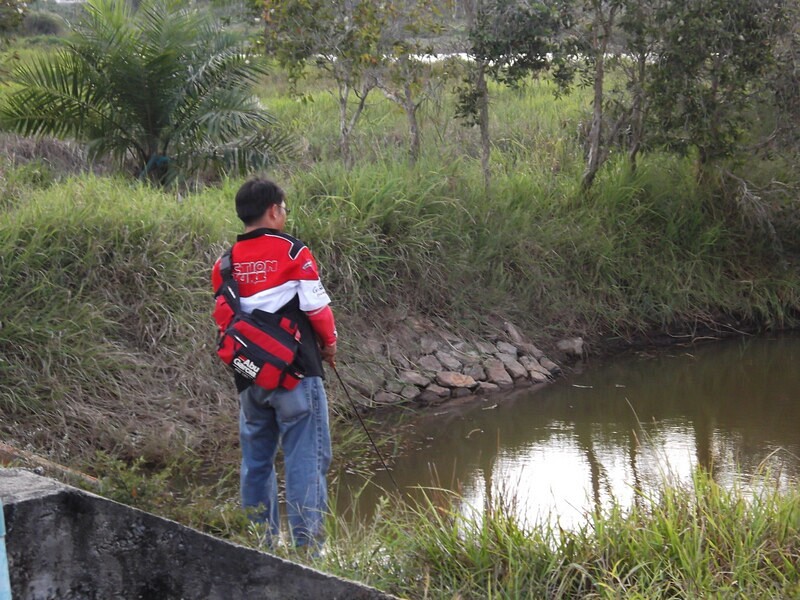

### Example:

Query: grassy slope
xmin=1 ymin=41 xmax=799 ymax=598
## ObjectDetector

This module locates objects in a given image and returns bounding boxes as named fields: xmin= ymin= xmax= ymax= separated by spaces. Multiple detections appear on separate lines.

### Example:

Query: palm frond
xmin=0 ymin=0 xmax=294 ymax=183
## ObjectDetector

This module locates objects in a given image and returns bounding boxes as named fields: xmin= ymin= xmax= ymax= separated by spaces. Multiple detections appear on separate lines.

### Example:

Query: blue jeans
xmin=239 ymin=376 xmax=332 ymax=547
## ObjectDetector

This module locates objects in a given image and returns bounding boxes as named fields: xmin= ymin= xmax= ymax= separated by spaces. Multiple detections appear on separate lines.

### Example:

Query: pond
xmin=334 ymin=332 xmax=800 ymax=528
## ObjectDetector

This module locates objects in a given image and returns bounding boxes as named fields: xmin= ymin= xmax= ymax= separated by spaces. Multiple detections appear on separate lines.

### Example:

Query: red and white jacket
xmin=212 ymin=228 xmax=337 ymax=353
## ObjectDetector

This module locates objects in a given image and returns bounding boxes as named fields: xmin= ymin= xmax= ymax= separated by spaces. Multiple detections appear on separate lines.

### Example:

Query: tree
xmin=0 ymin=0 xmax=26 ymax=38
xmin=0 ymin=0 xmax=292 ymax=184
xmin=576 ymin=0 xmax=622 ymax=190
xmin=646 ymin=0 xmax=786 ymax=178
xmin=552 ymin=0 xmax=661 ymax=188
xmin=457 ymin=0 xmax=569 ymax=191
xmin=615 ymin=0 xmax=664 ymax=171
xmin=373 ymin=0 xmax=447 ymax=164
xmin=264 ymin=0 xmax=386 ymax=168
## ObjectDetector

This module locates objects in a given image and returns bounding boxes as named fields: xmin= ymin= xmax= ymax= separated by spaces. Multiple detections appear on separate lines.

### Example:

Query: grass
xmin=1 ymin=142 xmax=798 ymax=464
xmin=312 ymin=469 xmax=800 ymax=599
xmin=0 ymin=29 xmax=799 ymax=599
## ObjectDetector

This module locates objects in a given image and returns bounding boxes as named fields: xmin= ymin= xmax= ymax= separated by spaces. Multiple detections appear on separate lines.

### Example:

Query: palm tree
xmin=0 ymin=0 xmax=293 ymax=184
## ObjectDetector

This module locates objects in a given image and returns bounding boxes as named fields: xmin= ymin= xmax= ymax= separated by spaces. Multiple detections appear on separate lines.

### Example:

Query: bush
xmin=21 ymin=10 xmax=64 ymax=36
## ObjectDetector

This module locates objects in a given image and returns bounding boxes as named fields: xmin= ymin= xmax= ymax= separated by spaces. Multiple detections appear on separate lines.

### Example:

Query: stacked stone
xmin=376 ymin=337 xmax=562 ymax=407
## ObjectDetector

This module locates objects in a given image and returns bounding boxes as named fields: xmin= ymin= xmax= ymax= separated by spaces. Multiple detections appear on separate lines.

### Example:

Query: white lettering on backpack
xmin=233 ymin=356 xmax=261 ymax=379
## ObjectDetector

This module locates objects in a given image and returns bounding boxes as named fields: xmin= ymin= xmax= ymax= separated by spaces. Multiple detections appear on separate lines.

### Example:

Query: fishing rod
xmin=331 ymin=364 xmax=401 ymax=494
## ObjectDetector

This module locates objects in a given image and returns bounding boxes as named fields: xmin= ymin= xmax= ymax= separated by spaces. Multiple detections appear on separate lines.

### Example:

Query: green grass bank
xmin=1 ymin=156 xmax=798 ymax=463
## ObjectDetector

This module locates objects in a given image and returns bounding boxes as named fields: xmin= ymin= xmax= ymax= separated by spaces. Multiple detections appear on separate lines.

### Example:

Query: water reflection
xmin=335 ymin=333 xmax=800 ymax=527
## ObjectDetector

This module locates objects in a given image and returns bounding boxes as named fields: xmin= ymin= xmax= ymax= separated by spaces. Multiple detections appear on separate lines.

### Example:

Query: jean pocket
xmin=272 ymin=387 xmax=311 ymax=424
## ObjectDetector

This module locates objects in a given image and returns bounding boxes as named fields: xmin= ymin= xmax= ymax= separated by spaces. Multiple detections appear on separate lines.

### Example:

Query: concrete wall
xmin=0 ymin=469 xmax=397 ymax=600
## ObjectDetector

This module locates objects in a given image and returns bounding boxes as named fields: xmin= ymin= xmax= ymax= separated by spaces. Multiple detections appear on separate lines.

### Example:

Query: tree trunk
xmin=477 ymin=60 xmax=491 ymax=193
xmin=338 ymin=81 xmax=352 ymax=169
xmin=628 ymin=53 xmax=647 ymax=172
xmin=582 ymin=4 xmax=616 ymax=190
xmin=404 ymin=80 xmax=420 ymax=164
xmin=582 ymin=56 xmax=604 ymax=190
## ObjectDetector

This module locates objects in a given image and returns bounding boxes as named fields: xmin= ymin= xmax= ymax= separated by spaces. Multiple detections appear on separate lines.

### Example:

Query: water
xmin=335 ymin=332 xmax=800 ymax=528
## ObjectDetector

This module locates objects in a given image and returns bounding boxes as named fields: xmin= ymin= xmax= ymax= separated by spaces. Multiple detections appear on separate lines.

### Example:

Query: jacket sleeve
xmin=293 ymin=247 xmax=332 ymax=312
xmin=306 ymin=305 xmax=337 ymax=347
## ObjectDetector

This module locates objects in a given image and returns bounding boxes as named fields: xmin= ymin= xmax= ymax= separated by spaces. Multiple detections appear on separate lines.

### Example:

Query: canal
xmin=335 ymin=332 xmax=800 ymax=528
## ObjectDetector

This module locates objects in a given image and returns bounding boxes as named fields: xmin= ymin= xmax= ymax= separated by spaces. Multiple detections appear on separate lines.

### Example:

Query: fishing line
xmin=331 ymin=364 xmax=401 ymax=494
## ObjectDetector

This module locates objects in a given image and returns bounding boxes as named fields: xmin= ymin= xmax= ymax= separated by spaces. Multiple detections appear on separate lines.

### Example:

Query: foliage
xmin=20 ymin=9 xmax=63 ymax=36
xmin=263 ymin=0 xmax=387 ymax=166
xmin=0 ymin=0 xmax=294 ymax=184
xmin=0 ymin=0 xmax=26 ymax=38
xmin=646 ymin=0 xmax=787 ymax=169
xmin=471 ymin=0 xmax=571 ymax=88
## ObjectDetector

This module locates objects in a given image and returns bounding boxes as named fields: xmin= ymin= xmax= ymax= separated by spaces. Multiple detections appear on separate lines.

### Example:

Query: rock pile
xmin=345 ymin=318 xmax=563 ymax=408
xmin=379 ymin=338 xmax=561 ymax=406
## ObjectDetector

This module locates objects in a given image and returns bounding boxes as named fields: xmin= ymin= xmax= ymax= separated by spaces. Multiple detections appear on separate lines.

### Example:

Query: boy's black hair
xmin=235 ymin=178 xmax=285 ymax=225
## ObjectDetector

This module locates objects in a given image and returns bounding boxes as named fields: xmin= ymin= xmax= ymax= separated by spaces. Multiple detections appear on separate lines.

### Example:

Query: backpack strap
xmin=216 ymin=247 xmax=241 ymax=313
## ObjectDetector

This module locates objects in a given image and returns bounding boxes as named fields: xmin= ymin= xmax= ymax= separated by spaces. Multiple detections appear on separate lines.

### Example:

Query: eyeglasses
xmin=277 ymin=204 xmax=291 ymax=216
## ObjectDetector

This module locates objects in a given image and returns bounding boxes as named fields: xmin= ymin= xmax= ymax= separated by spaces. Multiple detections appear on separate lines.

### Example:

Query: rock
xmin=529 ymin=370 xmax=549 ymax=383
xmin=540 ymin=357 xmax=561 ymax=375
xmin=475 ymin=340 xmax=496 ymax=355
xmin=400 ymin=385 xmax=420 ymax=400
xmin=416 ymin=383 xmax=451 ymax=406
xmin=427 ymin=383 xmax=451 ymax=397
xmin=385 ymin=380 xmax=404 ymax=394
xmin=373 ymin=391 xmax=401 ymax=405
xmin=417 ymin=354 xmax=443 ymax=373
xmin=452 ymin=341 xmax=478 ymax=356
xmin=435 ymin=350 xmax=463 ymax=371
xmin=462 ymin=363 xmax=486 ymax=381
xmin=476 ymin=381 xmax=500 ymax=394
xmin=436 ymin=371 xmax=477 ymax=389
xmin=452 ymin=387 xmax=472 ymax=398
xmin=398 ymin=370 xmax=431 ymax=387
xmin=341 ymin=361 xmax=388 ymax=397
xmin=517 ymin=342 xmax=544 ymax=359
xmin=496 ymin=353 xmax=527 ymax=379
xmin=495 ymin=341 xmax=518 ymax=356
xmin=483 ymin=358 xmax=514 ymax=388
xmin=391 ymin=354 xmax=413 ymax=370
xmin=416 ymin=389 xmax=442 ymax=405
xmin=458 ymin=349 xmax=483 ymax=367
xmin=362 ymin=338 xmax=385 ymax=356
xmin=504 ymin=321 xmax=526 ymax=344
xmin=520 ymin=356 xmax=552 ymax=378
xmin=420 ymin=335 xmax=442 ymax=354
xmin=556 ymin=337 xmax=585 ymax=358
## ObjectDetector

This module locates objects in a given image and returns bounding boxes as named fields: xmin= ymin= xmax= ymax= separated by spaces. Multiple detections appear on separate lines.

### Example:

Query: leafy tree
xmin=264 ymin=0 xmax=386 ymax=168
xmin=374 ymin=0 xmax=448 ymax=164
xmin=571 ymin=0 xmax=622 ymax=189
xmin=457 ymin=0 xmax=569 ymax=190
xmin=548 ymin=0 xmax=662 ymax=188
xmin=614 ymin=0 xmax=664 ymax=171
xmin=0 ymin=0 xmax=292 ymax=184
xmin=760 ymin=0 xmax=800 ymax=158
xmin=646 ymin=0 xmax=786 ymax=177
xmin=0 ymin=0 xmax=26 ymax=38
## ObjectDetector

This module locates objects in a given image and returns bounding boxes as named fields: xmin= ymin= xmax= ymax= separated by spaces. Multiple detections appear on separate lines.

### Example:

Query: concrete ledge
xmin=0 ymin=468 xmax=397 ymax=600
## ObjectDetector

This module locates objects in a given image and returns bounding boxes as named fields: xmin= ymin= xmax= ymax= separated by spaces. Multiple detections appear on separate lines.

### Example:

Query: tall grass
xmin=315 ymin=469 xmax=800 ymax=599
xmin=2 ymin=148 xmax=798 ymax=463
xmin=0 ymin=176 xmax=236 ymax=463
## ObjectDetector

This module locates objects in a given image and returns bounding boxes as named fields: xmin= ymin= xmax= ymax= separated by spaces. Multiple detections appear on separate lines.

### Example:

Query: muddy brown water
xmin=334 ymin=332 xmax=800 ymax=528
